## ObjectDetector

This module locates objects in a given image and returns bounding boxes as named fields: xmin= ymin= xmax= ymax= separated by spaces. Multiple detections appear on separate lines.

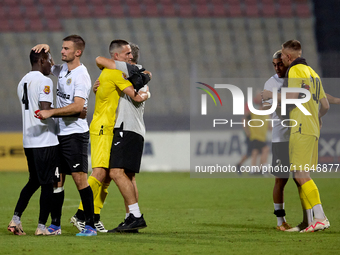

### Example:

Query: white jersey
xmin=52 ymin=63 xmax=91 ymax=136
xmin=17 ymin=71 xmax=59 ymax=148
xmin=263 ymin=74 xmax=290 ymax=143
xmin=114 ymin=62 xmax=146 ymax=138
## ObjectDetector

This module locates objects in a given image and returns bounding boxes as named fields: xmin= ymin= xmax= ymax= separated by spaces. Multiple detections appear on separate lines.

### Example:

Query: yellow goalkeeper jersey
xmin=287 ymin=59 xmax=326 ymax=138
xmin=90 ymin=69 xmax=132 ymax=135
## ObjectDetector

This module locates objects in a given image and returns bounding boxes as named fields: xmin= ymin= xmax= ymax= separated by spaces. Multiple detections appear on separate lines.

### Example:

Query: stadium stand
xmin=0 ymin=0 xmax=323 ymax=131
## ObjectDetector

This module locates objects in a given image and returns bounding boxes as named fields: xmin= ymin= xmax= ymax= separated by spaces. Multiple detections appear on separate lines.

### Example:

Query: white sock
xmin=303 ymin=209 xmax=313 ymax=225
xmin=125 ymin=213 xmax=130 ymax=219
xmin=274 ymin=203 xmax=286 ymax=226
xmin=12 ymin=215 xmax=21 ymax=224
xmin=313 ymin=204 xmax=325 ymax=220
xmin=128 ymin=203 xmax=141 ymax=218
xmin=38 ymin=224 xmax=46 ymax=230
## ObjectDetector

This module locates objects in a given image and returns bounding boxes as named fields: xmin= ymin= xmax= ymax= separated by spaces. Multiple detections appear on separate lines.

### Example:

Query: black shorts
xmin=271 ymin=142 xmax=290 ymax=178
xmin=57 ymin=131 xmax=89 ymax=175
xmin=24 ymin=145 xmax=58 ymax=185
xmin=109 ymin=129 xmax=144 ymax=173
xmin=250 ymin=140 xmax=267 ymax=152
xmin=245 ymin=136 xmax=252 ymax=156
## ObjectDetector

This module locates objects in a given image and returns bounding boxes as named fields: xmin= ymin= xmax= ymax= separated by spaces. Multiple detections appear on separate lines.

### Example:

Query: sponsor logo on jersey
xmin=66 ymin=78 xmax=72 ymax=85
xmin=44 ymin=86 xmax=50 ymax=94
xmin=56 ymin=89 xmax=70 ymax=99
xmin=122 ymin=73 xmax=128 ymax=80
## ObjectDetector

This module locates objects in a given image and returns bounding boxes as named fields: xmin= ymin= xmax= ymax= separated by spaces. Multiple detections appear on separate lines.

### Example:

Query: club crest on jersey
xmin=122 ymin=73 xmax=128 ymax=80
xmin=66 ymin=78 xmax=72 ymax=85
xmin=44 ymin=86 xmax=50 ymax=94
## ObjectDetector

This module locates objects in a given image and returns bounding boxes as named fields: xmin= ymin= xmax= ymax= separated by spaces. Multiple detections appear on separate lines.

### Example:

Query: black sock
xmin=51 ymin=189 xmax=64 ymax=227
xmin=38 ymin=183 xmax=53 ymax=225
xmin=14 ymin=179 xmax=40 ymax=217
xmin=76 ymin=209 xmax=86 ymax=221
xmin=94 ymin=214 xmax=100 ymax=222
xmin=79 ymin=186 xmax=94 ymax=228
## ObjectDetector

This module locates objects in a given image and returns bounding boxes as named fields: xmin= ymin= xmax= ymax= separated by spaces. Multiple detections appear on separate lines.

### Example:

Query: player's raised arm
xmin=96 ymin=56 xmax=116 ymax=70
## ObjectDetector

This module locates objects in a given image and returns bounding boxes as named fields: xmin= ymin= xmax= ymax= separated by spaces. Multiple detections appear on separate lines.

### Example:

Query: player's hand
xmin=36 ymin=109 xmax=53 ymax=120
xmin=32 ymin=44 xmax=50 ymax=53
xmin=93 ymin=79 xmax=100 ymax=94
xmin=79 ymin=107 xmax=87 ymax=119
xmin=34 ymin=110 xmax=42 ymax=119
xmin=261 ymin=90 xmax=272 ymax=100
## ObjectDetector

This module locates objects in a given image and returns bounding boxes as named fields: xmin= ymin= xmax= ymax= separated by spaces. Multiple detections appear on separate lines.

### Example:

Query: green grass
xmin=0 ymin=172 xmax=339 ymax=254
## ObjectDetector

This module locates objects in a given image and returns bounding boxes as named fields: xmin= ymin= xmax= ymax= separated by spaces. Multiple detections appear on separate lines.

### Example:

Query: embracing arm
xmin=123 ymin=86 xmax=149 ymax=103
xmin=37 ymin=97 xmax=85 ymax=120
xmin=96 ymin=56 xmax=116 ymax=70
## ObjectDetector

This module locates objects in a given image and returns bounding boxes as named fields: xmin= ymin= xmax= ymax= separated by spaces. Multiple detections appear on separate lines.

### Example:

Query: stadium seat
xmin=278 ymin=5 xmax=293 ymax=17
xmin=0 ymin=19 xmax=11 ymax=32
xmin=295 ymin=3 xmax=311 ymax=18
xmin=28 ymin=18 xmax=44 ymax=32
xmin=145 ymin=4 xmax=160 ymax=17
xmin=57 ymin=5 xmax=75 ymax=18
xmin=7 ymin=6 xmax=23 ymax=19
xmin=261 ymin=3 xmax=276 ymax=17
xmin=20 ymin=0 xmax=35 ymax=6
xmin=11 ymin=18 xmax=27 ymax=32
xmin=161 ymin=4 xmax=177 ymax=17
xmin=211 ymin=4 xmax=227 ymax=17
xmin=93 ymin=5 xmax=108 ymax=17
xmin=178 ymin=4 xmax=194 ymax=17
xmin=128 ymin=5 xmax=143 ymax=17
xmin=108 ymin=5 xmax=125 ymax=17
xmin=227 ymin=3 xmax=242 ymax=17
xmin=245 ymin=4 xmax=260 ymax=17
xmin=37 ymin=0 xmax=53 ymax=5
xmin=76 ymin=5 xmax=92 ymax=18
xmin=41 ymin=6 xmax=58 ymax=19
xmin=195 ymin=4 xmax=210 ymax=17
xmin=3 ymin=0 xmax=19 ymax=6
xmin=73 ymin=0 xmax=88 ymax=5
xmin=45 ymin=18 xmax=62 ymax=31
xmin=24 ymin=6 xmax=40 ymax=19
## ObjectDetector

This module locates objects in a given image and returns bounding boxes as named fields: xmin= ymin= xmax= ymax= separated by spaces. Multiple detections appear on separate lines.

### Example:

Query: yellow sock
xmin=94 ymin=182 xmax=110 ymax=215
xmin=298 ymin=186 xmax=312 ymax=210
xmin=78 ymin=176 xmax=102 ymax=211
xmin=301 ymin=180 xmax=322 ymax=208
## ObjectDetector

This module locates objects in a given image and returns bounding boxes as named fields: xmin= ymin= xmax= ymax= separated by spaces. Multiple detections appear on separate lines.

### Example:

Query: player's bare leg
xmin=109 ymin=168 xmax=146 ymax=232
xmin=273 ymin=177 xmax=291 ymax=231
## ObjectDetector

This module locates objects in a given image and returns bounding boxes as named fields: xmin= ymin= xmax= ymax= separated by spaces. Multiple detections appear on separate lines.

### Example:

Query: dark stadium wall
xmin=313 ymin=0 xmax=340 ymax=78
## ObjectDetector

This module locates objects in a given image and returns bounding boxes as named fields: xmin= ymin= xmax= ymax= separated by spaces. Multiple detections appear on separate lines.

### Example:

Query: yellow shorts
xmin=90 ymin=133 xmax=113 ymax=169
xmin=289 ymin=133 xmax=318 ymax=171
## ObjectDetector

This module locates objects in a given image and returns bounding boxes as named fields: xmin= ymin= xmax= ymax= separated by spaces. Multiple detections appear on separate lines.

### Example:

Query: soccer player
xmin=90 ymin=43 xmax=149 ymax=232
xmin=262 ymin=50 xmax=292 ymax=231
xmin=70 ymin=40 xmax=150 ymax=232
xmin=8 ymin=50 xmax=58 ymax=236
xmin=262 ymin=40 xmax=330 ymax=232
xmin=32 ymin=35 xmax=96 ymax=236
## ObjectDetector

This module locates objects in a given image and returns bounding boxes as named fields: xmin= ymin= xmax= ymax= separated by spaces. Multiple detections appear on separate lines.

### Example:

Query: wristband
xmin=147 ymin=92 xmax=151 ymax=99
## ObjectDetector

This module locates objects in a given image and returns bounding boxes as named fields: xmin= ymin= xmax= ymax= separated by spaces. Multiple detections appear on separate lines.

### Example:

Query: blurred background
xmin=0 ymin=0 xmax=339 ymax=171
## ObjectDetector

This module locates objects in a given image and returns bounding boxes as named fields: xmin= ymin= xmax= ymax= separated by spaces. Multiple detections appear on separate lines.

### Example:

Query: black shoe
xmin=108 ymin=214 xmax=146 ymax=232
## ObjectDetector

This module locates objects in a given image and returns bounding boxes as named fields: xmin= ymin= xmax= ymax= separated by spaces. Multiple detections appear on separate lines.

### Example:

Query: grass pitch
xmin=1 ymin=172 xmax=339 ymax=255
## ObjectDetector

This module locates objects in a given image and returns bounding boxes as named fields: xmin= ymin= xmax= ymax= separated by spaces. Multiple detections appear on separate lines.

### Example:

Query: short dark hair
xmin=109 ymin=39 xmax=129 ymax=56
xmin=63 ymin=35 xmax=85 ymax=56
xmin=129 ymin=42 xmax=140 ymax=64
xmin=29 ymin=50 xmax=48 ymax=66
xmin=282 ymin=40 xmax=301 ymax=52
